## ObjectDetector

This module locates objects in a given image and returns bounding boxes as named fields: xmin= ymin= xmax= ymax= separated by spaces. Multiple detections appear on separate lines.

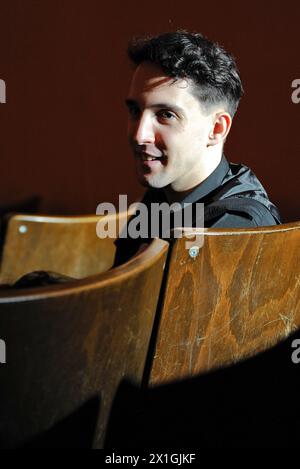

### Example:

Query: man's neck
xmin=164 ymin=148 xmax=223 ymax=204
xmin=164 ymin=185 xmax=199 ymax=204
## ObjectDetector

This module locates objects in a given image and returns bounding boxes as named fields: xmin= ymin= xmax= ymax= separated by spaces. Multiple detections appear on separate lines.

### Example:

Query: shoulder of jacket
xmin=205 ymin=197 xmax=277 ymax=225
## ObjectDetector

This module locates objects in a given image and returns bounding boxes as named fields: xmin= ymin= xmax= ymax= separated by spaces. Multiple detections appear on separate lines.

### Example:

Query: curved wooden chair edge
xmin=0 ymin=238 xmax=169 ymax=303
xmin=174 ymin=220 xmax=300 ymax=238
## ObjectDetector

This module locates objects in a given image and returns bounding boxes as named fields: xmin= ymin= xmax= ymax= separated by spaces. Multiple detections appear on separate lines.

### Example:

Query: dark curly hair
xmin=128 ymin=30 xmax=243 ymax=117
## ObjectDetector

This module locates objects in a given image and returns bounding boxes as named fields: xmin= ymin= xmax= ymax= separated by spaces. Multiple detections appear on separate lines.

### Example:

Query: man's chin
xmin=137 ymin=174 xmax=168 ymax=189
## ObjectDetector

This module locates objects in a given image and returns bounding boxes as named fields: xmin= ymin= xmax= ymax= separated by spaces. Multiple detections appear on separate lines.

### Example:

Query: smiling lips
xmin=141 ymin=154 xmax=161 ymax=161
xmin=135 ymin=151 xmax=165 ymax=161
xmin=140 ymin=155 xmax=166 ymax=171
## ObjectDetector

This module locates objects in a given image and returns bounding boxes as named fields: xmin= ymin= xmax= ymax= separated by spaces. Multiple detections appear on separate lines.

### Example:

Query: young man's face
xmin=126 ymin=61 xmax=214 ymax=192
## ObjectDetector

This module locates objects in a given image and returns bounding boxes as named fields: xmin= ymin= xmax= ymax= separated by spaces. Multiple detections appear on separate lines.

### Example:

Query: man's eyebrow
xmin=125 ymin=98 xmax=185 ymax=114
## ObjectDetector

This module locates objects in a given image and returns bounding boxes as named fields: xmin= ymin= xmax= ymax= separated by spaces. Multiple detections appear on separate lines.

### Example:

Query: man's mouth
xmin=133 ymin=150 xmax=167 ymax=171
xmin=141 ymin=154 xmax=162 ymax=161
xmin=135 ymin=151 xmax=167 ymax=163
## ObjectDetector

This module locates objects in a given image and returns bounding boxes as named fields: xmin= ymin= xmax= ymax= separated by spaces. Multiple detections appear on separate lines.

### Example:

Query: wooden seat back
xmin=149 ymin=222 xmax=300 ymax=385
xmin=0 ymin=212 xmax=129 ymax=284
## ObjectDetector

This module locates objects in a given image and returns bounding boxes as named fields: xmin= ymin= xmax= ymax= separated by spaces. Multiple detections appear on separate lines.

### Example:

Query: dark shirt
xmin=114 ymin=155 xmax=281 ymax=266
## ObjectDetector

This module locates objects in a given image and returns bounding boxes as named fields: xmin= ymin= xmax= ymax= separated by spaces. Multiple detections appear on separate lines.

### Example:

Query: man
xmin=114 ymin=31 xmax=281 ymax=266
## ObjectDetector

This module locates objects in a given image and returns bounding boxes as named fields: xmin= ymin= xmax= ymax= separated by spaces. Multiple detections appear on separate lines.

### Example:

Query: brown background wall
xmin=0 ymin=0 xmax=299 ymax=221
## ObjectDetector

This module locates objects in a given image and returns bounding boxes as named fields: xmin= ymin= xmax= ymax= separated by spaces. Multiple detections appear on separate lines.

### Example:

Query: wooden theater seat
xmin=149 ymin=222 xmax=300 ymax=386
xmin=0 ymin=212 xmax=129 ymax=285
xmin=0 ymin=237 xmax=168 ymax=448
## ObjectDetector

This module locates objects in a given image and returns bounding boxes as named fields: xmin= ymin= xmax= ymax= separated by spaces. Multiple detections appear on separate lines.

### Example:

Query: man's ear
xmin=207 ymin=112 xmax=232 ymax=146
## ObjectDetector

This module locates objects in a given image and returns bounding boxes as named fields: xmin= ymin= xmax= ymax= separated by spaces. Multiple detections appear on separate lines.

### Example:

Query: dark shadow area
xmin=275 ymin=201 xmax=299 ymax=225
xmin=0 ymin=195 xmax=41 ymax=220
xmin=106 ymin=330 xmax=300 ymax=448
xmin=0 ymin=396 xmax=100 ymax=449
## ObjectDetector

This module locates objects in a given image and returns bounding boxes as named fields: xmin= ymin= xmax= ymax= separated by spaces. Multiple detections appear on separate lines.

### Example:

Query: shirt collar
xmin=164 ymin=154 xmax=230 ymax=206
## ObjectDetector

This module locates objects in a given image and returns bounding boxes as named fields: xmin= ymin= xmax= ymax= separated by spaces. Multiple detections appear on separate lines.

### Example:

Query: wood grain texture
xmin=0 ymin=212 xmax=129 ymax=284
xmin=0 ymin=238 xmax=169 ymax=448
xmin=149 ymin=222 xmax=300 ymax=386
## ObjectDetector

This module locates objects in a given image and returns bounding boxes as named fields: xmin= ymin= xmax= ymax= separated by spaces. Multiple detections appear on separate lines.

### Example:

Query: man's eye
xmin=157 ymin=110 xmax=176 ymax=121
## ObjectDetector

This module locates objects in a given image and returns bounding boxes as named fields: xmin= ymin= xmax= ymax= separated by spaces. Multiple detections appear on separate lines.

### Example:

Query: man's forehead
xmin=129 ymin=61 xmax=190 ymax=96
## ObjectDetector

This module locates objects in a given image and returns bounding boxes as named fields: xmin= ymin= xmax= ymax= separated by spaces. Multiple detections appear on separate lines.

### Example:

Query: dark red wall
xmin=0 ymin=0 xmax=299 ymax=221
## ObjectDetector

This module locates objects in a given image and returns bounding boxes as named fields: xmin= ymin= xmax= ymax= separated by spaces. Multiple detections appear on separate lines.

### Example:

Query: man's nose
xmin=131 ymin=113 xmax=155 ymax=145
